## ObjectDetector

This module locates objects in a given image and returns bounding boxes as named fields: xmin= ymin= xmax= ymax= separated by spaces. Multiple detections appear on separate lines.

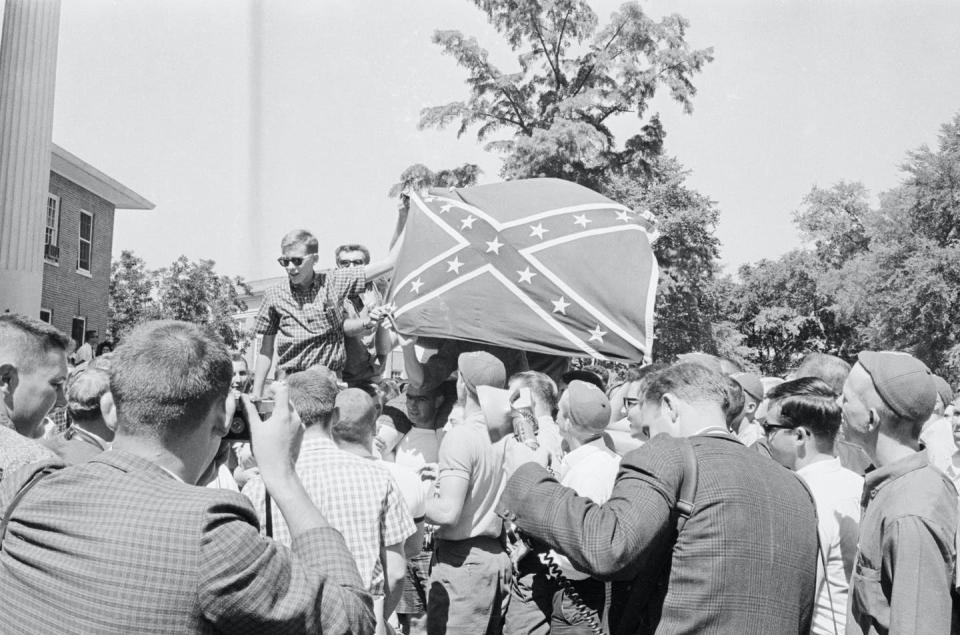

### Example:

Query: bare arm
xmin=382 ymin=542 xmax=407 ymax=618
xmin=251 ymin=334 xmax=275 ymax=400
xmin=425 ymin=476 xmax=468 ymax=527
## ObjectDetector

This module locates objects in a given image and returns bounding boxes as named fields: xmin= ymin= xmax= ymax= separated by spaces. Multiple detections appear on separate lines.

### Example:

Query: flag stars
xmin=485 ymin=236 xmax=504 ymax=255
xmin=409 ymin=278 xmax=424 ymax=294
xmin=517 ymin=267 xmax=537 ymax=284
xmin=573 ymin=214 xmax=592 ymax=228
xmin=615 ymin=210 xmax=632 ymax=223
xmin=588 ymin=324 xmax=607 ymax=343
xmin=447 ymin=256 xmax=464 ymax=275
xmin=529 ymin=223 xmax=549 ymax=239
xmin=551 ymin=296 xmax=570 ymax=315
xmin=439 ymin=203 xmax=453 ymax=214
xmin=460 ymin=215 xmax=477 ymax=230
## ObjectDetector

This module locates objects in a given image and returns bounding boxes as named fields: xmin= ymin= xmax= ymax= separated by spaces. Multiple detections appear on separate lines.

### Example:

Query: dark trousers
xmin=427 ymin=536 xmax=512 ymax=635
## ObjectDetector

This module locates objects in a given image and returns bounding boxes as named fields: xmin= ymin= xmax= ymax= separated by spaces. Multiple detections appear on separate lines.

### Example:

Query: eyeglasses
xmin=762 ymin=423 xmax=794 ymax=436
xmin=622 ymin=397 xmax=640 ymax=409
xmin=337 ymin=258 xmax=366 ymax=267
xmin=277 ymin=255 xmax=313 ymax=267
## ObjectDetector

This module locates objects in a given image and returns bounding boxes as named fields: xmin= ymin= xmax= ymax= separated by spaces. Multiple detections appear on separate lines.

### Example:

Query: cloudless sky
xmin=10 ymin=0 xmax=960 ymax=282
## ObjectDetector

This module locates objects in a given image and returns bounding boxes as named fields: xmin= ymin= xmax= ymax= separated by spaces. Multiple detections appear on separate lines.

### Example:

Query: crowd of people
xmin=2 ymin=227 xmax=960 ymax=634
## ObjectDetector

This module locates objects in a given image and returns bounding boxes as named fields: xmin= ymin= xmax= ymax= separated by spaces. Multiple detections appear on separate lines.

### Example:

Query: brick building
xmin=39 ymin=144 xmax=154 ymax=347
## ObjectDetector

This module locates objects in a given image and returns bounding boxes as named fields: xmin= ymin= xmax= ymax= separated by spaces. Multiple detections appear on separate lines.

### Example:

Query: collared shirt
xmin=554 ymin=438 xmax=621 ymax=580
xmin=797 ymin=458 xmax=863 ymax=635
xmin=243 ymin=434 xmax=414 ymax=596
xmin=42 ymin=425 xmax=110 ymax=466
xmin=848 ymin=450 xmax=960 ymax=635
xmin=254 ymin=267 xmax=365 ymax=373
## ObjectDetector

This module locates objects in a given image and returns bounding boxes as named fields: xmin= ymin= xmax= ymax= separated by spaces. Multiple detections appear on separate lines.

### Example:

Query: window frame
xmin=39 ymin=308 xmax=52 ymax=324
xmin=77 ymin=210 xmax=93 ymax=275
xmin=44 ymin=193 xmax=61 ymax=265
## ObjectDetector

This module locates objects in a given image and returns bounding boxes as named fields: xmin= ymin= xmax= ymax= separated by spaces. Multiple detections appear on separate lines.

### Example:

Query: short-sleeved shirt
xmin=436 ymin=413 xmax=507 ymax=541
xmin=254 ymin=267 xmax=365 ymax=373
xmin=243 ymin=435 xmax=414 ymax=596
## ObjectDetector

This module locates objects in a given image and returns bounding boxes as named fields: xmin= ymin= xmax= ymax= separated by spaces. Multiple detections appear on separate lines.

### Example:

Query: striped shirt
xmin=243 ymin=435 xmax=415 ymax=596
xmin=254 ymin=267 xmax=365 ymax=373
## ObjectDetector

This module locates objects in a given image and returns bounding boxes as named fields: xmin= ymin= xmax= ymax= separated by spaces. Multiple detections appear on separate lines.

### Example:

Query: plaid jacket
xmin=0 ymin=451 xmax=374 ymax=634
xmin=500 ymin=433 xmax=818 ymax=635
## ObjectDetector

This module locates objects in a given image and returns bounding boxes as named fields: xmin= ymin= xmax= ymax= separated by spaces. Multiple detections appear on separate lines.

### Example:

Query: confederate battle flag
xmin=387 ymin=178 xmax=659 ymax=363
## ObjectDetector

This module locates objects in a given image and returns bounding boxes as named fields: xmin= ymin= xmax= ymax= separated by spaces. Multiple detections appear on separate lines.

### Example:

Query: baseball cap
xmin=563 ymin=380 xmax=611 ymax=432
xmin=561 ymin=368 xmax=606 ymax=392
xmin=731 ymin=372 xmax=764 ymax=402
xmin=856 ymin=351 xmax=936 ymax=422
xmin=458 ymin=351 xmax=506 ymax=396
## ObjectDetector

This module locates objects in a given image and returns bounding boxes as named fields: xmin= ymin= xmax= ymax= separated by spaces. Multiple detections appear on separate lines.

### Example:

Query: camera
xmin=225 ymin=397 xmax=275 ymax=441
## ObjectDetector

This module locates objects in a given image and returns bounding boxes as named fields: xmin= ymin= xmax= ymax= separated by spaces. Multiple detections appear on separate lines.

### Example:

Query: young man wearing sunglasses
xmin=763 ymin=377 xmax=863 ymax=635
xmin=335 ymin=244 xmax=393 ymax=389
xmin=251 ymin=230 xmax=398 ymax=399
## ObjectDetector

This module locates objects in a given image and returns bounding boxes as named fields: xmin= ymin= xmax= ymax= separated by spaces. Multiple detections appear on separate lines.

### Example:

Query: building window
xmin=39 ymin=308 xmax=52 ymax=324
xmin=71 ymin=317 xmax=86 ymax=348
xmin=44 ymin=194 xmax=60 ymax=264
xmin=77 ymin=210 xmax=93 ymax=274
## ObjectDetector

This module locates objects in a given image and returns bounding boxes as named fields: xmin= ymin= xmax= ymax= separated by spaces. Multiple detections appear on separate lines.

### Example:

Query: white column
xmin=0 ymin=0 xmax=61 ymax=316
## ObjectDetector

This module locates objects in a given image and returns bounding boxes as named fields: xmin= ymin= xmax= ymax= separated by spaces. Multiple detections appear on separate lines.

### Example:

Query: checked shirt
xmin=244 ymin=435 xmax=415 ymax=596
xmin=254 ymin=267 xmax=365 ymax=374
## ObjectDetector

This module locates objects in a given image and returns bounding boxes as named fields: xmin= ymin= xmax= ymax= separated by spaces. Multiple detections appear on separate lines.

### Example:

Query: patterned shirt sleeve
xmin=240 ymin=476 xmax=268 ymax=537
xmin=254 ymin=288 xmax=281 ymax=336
xmin=198 ymin=500 xmax=374 ymax=634
xmin=330 ymin=267 xmax=366 ymax=304
xmin=381 ymin=478 xmax=416 ymax=548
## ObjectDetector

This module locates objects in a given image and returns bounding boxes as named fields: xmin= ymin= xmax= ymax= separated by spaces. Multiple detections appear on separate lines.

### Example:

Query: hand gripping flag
xmin=387 ymin=178 xmax=659 ymax=362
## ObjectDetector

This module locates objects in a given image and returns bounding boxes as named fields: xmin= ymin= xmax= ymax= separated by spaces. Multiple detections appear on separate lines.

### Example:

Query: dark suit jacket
xmin=0 ymin=451 xmax=374 ymax=634
xmin=500 ymin=433 xmax=818 ymax=635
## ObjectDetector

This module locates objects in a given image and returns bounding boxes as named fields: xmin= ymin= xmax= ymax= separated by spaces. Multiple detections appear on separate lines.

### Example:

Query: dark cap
xmin=731 ymin=372 xmax=764 ymax=402
xmin=563 ymin=380 xmax=611 ymax=432
xmin=856 ymin=351 xmax=936 ymax=422
xmin=561 ymin=369 xmax=606 ymax=392
xmin=458 ymin=351 xmax=506 ymax=396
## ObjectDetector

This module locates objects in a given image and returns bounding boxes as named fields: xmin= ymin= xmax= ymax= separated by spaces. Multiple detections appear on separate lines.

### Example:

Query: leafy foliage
xmin=108 ymin=252 xmax=250 ymax=349
xmin=418 ymin=0 xmax=712 ymax=186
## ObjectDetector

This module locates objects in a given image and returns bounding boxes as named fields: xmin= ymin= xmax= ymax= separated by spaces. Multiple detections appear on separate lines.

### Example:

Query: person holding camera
xmin=0 ymin=320 xmax=375 ymax=634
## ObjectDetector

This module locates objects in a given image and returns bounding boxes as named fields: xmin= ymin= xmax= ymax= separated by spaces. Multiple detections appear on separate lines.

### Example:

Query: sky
xmin=10 ymin=0 xmax=960 ymax=282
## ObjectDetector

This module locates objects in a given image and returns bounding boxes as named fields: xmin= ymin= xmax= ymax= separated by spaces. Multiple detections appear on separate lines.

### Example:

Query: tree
xmin=109 ymin=252 xmax=251 ymax=349
xmin=604 ymin=157 xmax=724 ymax=361
xmin=419 ymin=0 xmax=713 ymax=187
xmin=793 ymin=181 xmax=870 ymax=269
xmin=387 ymin=163 xmax=482 ymax=197
xmin=108 ymin=250 xmax=158 ymax=340
xmin=154 ymin=256 xmax=251 ymax=349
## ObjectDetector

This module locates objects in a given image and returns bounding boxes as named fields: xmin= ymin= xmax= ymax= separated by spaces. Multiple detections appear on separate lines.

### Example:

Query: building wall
xmin=41 ymin=171 xmax=116 ymax=345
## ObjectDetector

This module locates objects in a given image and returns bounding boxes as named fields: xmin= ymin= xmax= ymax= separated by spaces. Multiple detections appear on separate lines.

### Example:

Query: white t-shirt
xmin=797 ymin=458 xmax=863 ymax=635
xmin=395 ymin=427 xmax=442 ymax=472
xmin=380 ymin=460 xmax=426 ymax=521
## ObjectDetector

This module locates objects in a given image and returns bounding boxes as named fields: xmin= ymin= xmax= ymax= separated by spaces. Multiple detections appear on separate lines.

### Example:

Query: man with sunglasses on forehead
xmin=251 ymin=229 xmax=399 ymax=399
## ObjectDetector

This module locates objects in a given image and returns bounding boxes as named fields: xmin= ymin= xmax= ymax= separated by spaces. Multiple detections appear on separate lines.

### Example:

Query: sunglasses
xmin=277 ymin=255 xmax=313 ymax=267
xmin=762 ymin=423 xmax=794 ymax=436
xmin=337 ymin=258 xmax=366 ymax=267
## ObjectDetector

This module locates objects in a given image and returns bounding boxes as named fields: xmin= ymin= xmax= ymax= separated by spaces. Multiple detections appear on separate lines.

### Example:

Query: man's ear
xmin=661 ymin=393 xmax=681 ymax=426
xmin=0 ymin=363 xmax=17 ymax=396
xmin=100 ymin=391 xmax=118 ymax=431
xmin=746 ymin=401 xmax=757 ymax=414
xmin=211 ymin=398 xmax=231 ymax=437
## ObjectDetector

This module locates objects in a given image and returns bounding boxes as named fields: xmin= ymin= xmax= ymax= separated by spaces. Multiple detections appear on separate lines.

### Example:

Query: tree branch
xmin=529 ymin=8 xmax=564 ymax=90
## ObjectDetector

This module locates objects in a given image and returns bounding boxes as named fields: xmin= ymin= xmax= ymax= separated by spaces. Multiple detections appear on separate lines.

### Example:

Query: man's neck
xmin=794 ymin=448 xmax=834 ymax=471
xmin=292 ymin=270 xmax=316 ymax=290
xmin=303 ymin=424 xmax=332 ymax=441
xmin=337 ymin=440 xmax=374 ymax=459
xmin=873 ymin=433 xmax=919 ymax=468
xmin=111 ymin=435 xmax=198 ymax=484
